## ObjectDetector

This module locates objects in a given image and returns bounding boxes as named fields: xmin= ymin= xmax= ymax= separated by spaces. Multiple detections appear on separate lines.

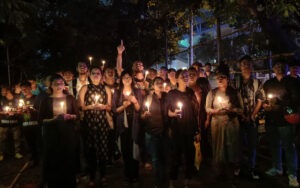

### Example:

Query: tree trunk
xmin=189 ymin=12 xmax=194 ymax=67
xmin=216 ymin=17 xmax=222 ymax=63
xmin=6 ymin=46 xmax=11 ymax=86
xmin=165 ymin=27 xmax=168 ymax=68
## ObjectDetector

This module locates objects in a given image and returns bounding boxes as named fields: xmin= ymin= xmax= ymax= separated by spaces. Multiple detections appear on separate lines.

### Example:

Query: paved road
xmin=0 ymin=134 xmax=296 ymax=188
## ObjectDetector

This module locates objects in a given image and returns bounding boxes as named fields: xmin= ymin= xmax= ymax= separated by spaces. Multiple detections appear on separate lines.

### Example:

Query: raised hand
xmin=117 ymin=40 xmax=125 ymax=55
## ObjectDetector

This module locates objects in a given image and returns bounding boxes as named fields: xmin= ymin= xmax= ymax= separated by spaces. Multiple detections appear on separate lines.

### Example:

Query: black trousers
xmin=169 ymin=134 xmax=195 ymax=180
xmin=120 ymin=128 xmax=139 ymax=180
xmin=86 ymin=147 xmax=106 ymax=181
xmin=23 ymin=126 xmax=40 ymax=163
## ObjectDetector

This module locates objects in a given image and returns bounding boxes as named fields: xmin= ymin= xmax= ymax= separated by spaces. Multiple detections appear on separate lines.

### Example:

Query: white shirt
xmin=76 ymin=77 xmax=89 ymax=98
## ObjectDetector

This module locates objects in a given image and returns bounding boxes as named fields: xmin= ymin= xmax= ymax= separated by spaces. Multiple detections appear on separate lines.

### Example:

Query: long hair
xmin=196 ymin=77 xmax=211 ymax=103
xmin=119 ymin=71 xmax=135 ymax=92
xmin=48 ymin=74 xmax=66 ymax=95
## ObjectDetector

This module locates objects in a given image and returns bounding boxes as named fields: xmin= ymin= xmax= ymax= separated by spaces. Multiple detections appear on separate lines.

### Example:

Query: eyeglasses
xmin=216 ymin=76 xmax=227 ymax=80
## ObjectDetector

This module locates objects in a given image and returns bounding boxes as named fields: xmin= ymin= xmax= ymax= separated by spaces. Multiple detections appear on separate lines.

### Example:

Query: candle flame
xmin=267 ymin=94 xmax=273 ymax=99
xmin=126 ymin=91 xmax=131 ymax=96
xmin=102 ymin=60 xmax=106 ymax=65
xmin=18 ymin=99 xmax=24 ymax=107
xmin=145 ymin=101 xmax=150 ymax=108
xmin=111 ymin=89 xmax=114 ymax=94
xmin=177 ymin=102 xmax=183 ymax=108
xmin=88 ymin=56 xmax=93 ymax=61
xmin=217 ymin=96 xmax=223 ymax=103
xmin=5 ymin=106 xmax=9 ymax=112
xmin=95 ymin=95 xmax=100 ymax=102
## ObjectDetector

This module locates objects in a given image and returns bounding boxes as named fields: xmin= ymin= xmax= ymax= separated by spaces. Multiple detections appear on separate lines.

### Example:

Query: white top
xmin=76 ymin=77 xmax=89 ymax=98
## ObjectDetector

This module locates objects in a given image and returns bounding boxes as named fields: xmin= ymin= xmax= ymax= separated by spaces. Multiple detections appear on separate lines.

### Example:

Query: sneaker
xmin=265 ymin=168 xmax=283 ymax=176
xmin=250 ymin=169 xmax=260 ymax=180
xmin=0 ymin=155 xmax=3 ymax=161
xmin=15 ymin=153 xmax=23 ymax=159
xmin=289 ymin=175 xmax=299 ymax=187
xmin=234 ymin=168 xmax=240 ymax=176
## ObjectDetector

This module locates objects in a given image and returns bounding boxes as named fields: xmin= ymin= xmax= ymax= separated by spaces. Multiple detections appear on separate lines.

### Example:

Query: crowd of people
xmin=0 ymin=43 xmax=300 ymax=188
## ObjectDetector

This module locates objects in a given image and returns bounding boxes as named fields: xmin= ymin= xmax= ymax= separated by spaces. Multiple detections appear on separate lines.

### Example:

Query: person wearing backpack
xmin=141 ymin=77 xmax=168 ymax=188
xmin=205 ymin=63 xmax=243 ymax=183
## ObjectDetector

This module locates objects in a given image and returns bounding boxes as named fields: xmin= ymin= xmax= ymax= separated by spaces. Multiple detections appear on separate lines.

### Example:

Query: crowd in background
xmin=0 ymin=43 xmax=300 ymax=188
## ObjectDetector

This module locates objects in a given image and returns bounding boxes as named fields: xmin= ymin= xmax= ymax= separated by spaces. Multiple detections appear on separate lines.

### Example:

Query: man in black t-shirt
xmin=21 ymin=81 xmax=40 ymax=165
xmin=263 ymin=60 xmax=300 ymax=187
xmin=0 ymin=87 xmax=22 ymax=161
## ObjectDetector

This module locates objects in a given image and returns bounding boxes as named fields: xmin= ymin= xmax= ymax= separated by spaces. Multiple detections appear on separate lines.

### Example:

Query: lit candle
xmin=144 ymin=70 xmax=149 ymax=81
xmin=102 ymin=60 xmax=106 ymax=66
xmin=60 ymin=102 xmax=64 ymax=113
xmin=163 ymin=83 xmax=167 ymax=91
xmin=5 ymin=106 xmax=9 ymax=112
xmin=217 ymin=96 xmax=223 ymax=108
xmin=95 ymin=95 xmax=100 ymax=104
xmin=145 ymin=101 xmax=150 ymax=112
xmin=111 ymin=89 xmax=115 ymax=94
xmin=177 ymin=102 xmax=183 ymax=112
xmin=126 ymin=91 xmax=131 ymax=96
xmin=88 ymin=56 xmax=93 ymax=65
xmin=267 ymin=94 xmax=273 ymax=99
xmin=18 ymin=99 xmax=24 ymax=108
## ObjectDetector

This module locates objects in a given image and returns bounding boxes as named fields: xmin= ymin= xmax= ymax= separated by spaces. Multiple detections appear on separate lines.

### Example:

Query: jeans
xmin=239 ymin=120 xmax=258 ymax=169
xmin=267 ymin=125 xmax=298 ymax=176
xmin=146 ymin=133 xmax=167 ymax=187
xmin=0 ymin=126 xmax=21 ymax=155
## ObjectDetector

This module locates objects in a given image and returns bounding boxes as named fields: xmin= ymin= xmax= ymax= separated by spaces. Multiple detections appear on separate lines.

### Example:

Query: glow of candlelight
xmin=102 ymin=60 xmax=106 ymax=65
xmin=111 ymin=89 xmax=114 ymax=94
xmin=88 ymin=56 xmax=93 ymax=65
xmin=5 ymin=106 xmax=9 ymax=112
xmin=217 ymin=96 xmax=223 ymax=108
xmin=144 ymin=71 xmax=149 ymax=81
xmin=267 ymin=94 xmax=273 ymax=99
xmin=145 ymin=101 xmax=150 ymax=112
xmin=177 ymin=102 xmax=183 ymax=111
xmin=126 ymin=91 xmax=131 ymax=96
xmin=163 ymin=83 xmax=167 ymax=90
xmin=60 ymin=102 xmax=64 ymax=113
xmin=95 ymin=95 xmax=100 ymax=104
xmin=18 ymin=99 xmax=24 ymax=107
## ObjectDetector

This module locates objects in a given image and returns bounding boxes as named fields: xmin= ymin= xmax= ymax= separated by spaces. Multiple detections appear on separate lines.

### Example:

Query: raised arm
xmin=116 ymin=40 xmax=125 ymax=77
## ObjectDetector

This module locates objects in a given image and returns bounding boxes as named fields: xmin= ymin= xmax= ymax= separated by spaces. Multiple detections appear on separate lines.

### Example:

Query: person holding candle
xmin=166 ymin=69 xmax=199 ymax=188
xmin=112 ymin=71 xmax=142 ymax=184
xmin=263 ymin=60 xmax=300 ymax=187
xmin=20 ymin=81 xmax=40 ymax=166
xmin=141 ymin=77 xmax=168 ymax=188
xmin=205 ymin=63 xmax=243 ymax=183
xmin=78 ymin=66 xmax=112 ymax=186
xmin=39 ymin=74 xmax=79 ymax=187
xmin=0 ymin=86 xmax=22 ymax=161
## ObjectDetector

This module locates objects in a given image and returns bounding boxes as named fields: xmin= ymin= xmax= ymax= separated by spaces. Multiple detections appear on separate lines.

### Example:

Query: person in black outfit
xmin=165 ymin=69 xmax=200 ymax=188
xmin=141 ymin=77 xmax=168 ymax=188
xmin=112 ymin=71 xmax=142 ymax=184
xmin=20 ymin=81 xmax=40 ymax=166
xmin=39 ymin=74 xmax=79 ymax=188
